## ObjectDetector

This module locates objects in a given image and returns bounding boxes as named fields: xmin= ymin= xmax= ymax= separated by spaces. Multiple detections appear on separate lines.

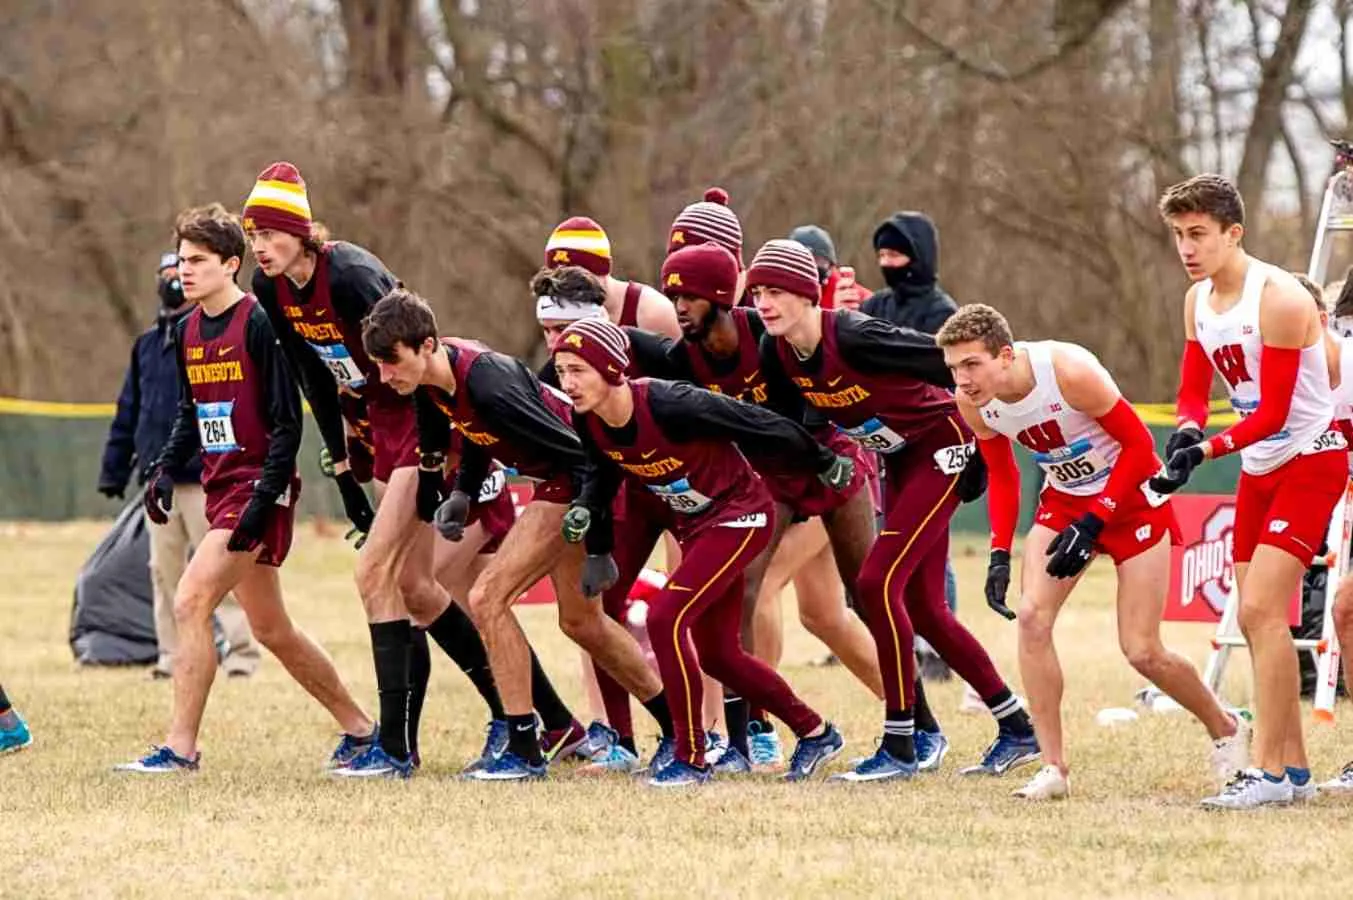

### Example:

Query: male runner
xmin=244 ymin=163 xmax=580 ymax=776
xmin=624 ymin=243 xmax=885 ymax=772
xmin=115 ymin=204 xmax=374 ymax=773
xmin=1154 ymin=174 xmax=1346 ymax=809
xmin=543 ymin=215 xmax=678 ymax=335
xmin=937 ymin=303 xmax=1246 ymax=800
xmin=750 ymin=238 xmax=1038 ymax=782
xmin=0 ymin=684 xmax=31 ymax=754
xmin=554 ymin=317 xmax=850 ymax=785
xmin=361 ymin=289 xmax=674 ymax=780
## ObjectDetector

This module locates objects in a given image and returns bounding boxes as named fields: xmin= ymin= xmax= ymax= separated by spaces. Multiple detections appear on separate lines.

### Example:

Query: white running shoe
xmin=1012 ymin=764 xmax=1069 ymax=800
xmin=1200 ymin=768 xmax=1292 ymax=810
xmin=1318 ymin=761 xmax=1353 ymax=793
xmin=1209 ymin=712 xmax=1252 ymax=782
xmin=1291 ymin=779 xmax=1317 ymax=804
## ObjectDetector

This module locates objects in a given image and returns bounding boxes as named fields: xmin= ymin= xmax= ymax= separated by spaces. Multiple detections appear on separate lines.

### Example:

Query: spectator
xmin=862 ymin=211 xmax=957 ymax=331
xmin=787 ymin=224 xmax=870 ymax=310
xmin=98 ymin=251 xmax=259 ymax=679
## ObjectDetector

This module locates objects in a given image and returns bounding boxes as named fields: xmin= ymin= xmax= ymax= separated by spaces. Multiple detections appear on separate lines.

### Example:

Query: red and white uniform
xmin=978 ymin=341 xmax=1176 ymax=565
xmin=1186 ymin=260 xmax=1346 ymax=562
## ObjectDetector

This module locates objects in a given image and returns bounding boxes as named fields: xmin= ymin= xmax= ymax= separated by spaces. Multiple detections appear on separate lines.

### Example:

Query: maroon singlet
xmin=618 ymin=281 xmax=643 ymax=328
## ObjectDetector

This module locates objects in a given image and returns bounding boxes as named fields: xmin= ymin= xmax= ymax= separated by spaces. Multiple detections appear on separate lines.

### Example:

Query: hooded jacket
xmin=861 ymin=211 xmax=957 ymax=335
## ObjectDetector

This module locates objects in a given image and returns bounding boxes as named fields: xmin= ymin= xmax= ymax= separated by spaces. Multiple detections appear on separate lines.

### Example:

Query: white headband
xmin=535 ymin=294 xmax=608 ymax=323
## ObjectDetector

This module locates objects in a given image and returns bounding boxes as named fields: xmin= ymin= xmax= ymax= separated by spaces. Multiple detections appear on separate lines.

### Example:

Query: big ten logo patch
xmin=186 ymin=346 xmax=205 ymax=361
xmin=1179 ymin=505 xmax=1235 ymax=616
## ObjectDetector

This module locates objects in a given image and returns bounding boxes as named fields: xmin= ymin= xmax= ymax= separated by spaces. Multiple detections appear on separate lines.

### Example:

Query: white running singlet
xmin=1193 ymin=259 xmax=1334 ymax=475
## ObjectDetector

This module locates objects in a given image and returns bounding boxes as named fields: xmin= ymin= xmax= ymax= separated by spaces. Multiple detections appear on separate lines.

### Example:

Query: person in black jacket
xmin=862 ymin=212 xmax=958 ymax=331
xmin=99 ymin=251 xmax=258 ymax=679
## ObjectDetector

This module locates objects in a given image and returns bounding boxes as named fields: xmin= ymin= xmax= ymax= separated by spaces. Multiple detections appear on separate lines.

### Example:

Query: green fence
xmin=1 ymin=399 xmax=1243 ymax=530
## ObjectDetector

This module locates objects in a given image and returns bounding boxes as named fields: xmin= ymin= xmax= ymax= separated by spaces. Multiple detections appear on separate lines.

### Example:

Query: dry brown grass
xmin=3 ymin=522 xmax=1353 ymax=899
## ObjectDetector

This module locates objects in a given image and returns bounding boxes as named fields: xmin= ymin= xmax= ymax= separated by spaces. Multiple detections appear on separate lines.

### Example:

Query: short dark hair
xmin=1158 ymin=174 xmax=1246 ymax=229
xmin=530 ymin=265 xmax=605 ymax=306
xmin=935 ymin=302 xmax=1014 ymax=358
xmin=175 ymin=203 xmax=246 ymax=281
xmin=362 ymin=288 xmax=438 ymax=362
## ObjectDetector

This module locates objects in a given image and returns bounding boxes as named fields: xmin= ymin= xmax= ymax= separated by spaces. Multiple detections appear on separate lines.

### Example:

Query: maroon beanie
xmin=242 ymin=162 xmax=313 ymax=238
xmin=744 ymin=239 xmax=822 ymax=304
xmin=556 ymin=318 xmax=630 ymax=385
xmin=660 ymin=243 xmax=740 ymax=308
xmin=667 ymin=187 xmax=744 ymax=267
xmin=545 ymin=216 xmax=612 ymax=276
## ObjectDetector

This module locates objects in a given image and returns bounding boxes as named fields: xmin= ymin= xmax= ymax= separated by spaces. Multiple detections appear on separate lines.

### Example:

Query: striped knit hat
xmin=745 ymin=239 xmax=822 ymax=304
xmin=667 ymin=187 xmax=743 ymax=267
xmin=556 ymin=318 xmax=630 ymax=385
xmin=545 ymin=216 xmax=612 ymax=276
xmin=242 ymin=162 xmax=313 ymax=239
xmin=661 ymin=243 xmax=739 ymax=309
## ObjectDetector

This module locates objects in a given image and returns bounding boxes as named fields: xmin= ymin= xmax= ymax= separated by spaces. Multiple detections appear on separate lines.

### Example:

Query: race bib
xmin=719 ymin=512 xmax=768 ymax=529
xmin=1303 ymin=428 xmax=1348 ymax=456
xmin=1231 ymin=396 xmax=1289 ymax=443
xmin=196 ymin=401 xmax=239 ymax=454
xmin=933 ymin=442 xmax=974 ymax=475
xmin=843 ymin=417 xmax=906 ymax=454
xmin=647 ymin=477 xmax=713 ymax=514
xmin=1033 ymin=438 xmax=1110 ymax=489
xmin=309 ymin=341 xmax=367 ymax=389
xmin=478 ymin=468 xmax=507 ymax=502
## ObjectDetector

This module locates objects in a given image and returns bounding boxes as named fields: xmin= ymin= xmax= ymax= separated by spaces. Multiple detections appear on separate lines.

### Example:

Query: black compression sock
xmin=642 ymin=691 xmax=675 ymax=740
xmin=724 ymin=692 xmax=750 ymax=758
xmin=507 ymin=712 xmax=543 ymax=764
xmin=425 ymin=603 xmax=505 ymax=721
xmin=882 ymin=708 xmax=916 ymax=762
xmin=408 ymin=629 xmax=431 ymax=759
xmin=370 ymin=620 xmax=412 ymax=760
xmin=530 ymin=648 xmax=574 ymax=732
xmin=986 ymin=687 xmax=1034 ymax=736
xmin=913 ymin=676 xmax=940 ymax=733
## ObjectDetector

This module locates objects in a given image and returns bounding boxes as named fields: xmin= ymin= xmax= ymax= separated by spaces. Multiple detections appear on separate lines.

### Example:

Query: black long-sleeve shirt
xmin=253 ymin=242 xmax=397 ymax=463
xmin=574 ymin=378 xmax=837 ymax=555
xmin=157 ymin=300 xmax=302 ymax=501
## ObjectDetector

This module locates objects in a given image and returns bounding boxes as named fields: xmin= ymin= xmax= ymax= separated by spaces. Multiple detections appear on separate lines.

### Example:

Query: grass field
xmin=4 ymin=521 xmax=1353 ymax=899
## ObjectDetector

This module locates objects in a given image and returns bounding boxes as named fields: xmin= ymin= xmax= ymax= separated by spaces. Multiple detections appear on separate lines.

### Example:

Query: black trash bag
xmin=70 ymin=499 xmax=157 ymax=665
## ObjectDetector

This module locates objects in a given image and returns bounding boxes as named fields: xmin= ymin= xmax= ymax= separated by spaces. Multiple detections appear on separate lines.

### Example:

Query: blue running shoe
xmin=462 ymin=720 xmax=509 ymax=775
xmin=706 ymin=730 xmax=728 ymax=765
xmin=712 ymin=746 xmax=752 ymax=775
xmin=464 ymin=750 xmax=547 ymax=782
xmin=114 ymin=745 xmax=199 ymax=774
xmin=648 ymin=758 xmax=712 ymax=788
xmin=329 ymin=743 xmax=414 ymax=780
xmin=783 ymin=723 xmax=844 ymax=782
xmin=328 ymin=726 xmax=378 ymax=770
xmin=748 ymin=721 xmax=784 ymax=773
xmin=0 ymin=713 xmax=31 ymax=755
xmin=959 ymin=731 xmax=1041 ymax=777
xmin=830 ymin=744 xmax=917 ymax=783
xmin=577 ymin=720 xmax=618 ymax=760
xmin=580 ymin=741 xmax=642 ymax=775
xmin=914 ymin=730 xmax=949 ymax=773
xmin=643 ymin=737 xmax=676 ymax=776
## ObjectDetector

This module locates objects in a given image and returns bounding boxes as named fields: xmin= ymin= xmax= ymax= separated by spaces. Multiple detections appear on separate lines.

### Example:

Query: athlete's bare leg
xmin=1235 ymin=550 xmax=1310 ymax=773
xmin=1014 ymin=524 xmax=1081 ymax=773
xmin=355 ymin=466 xmax=421 ymax=622
xmin=429 ymin=522 xmax=490 ymax=621
xmin=817 ymin=486 xmax=887 ymax=698
xmin=1114 ymin=537 xmax=1235 ymax=740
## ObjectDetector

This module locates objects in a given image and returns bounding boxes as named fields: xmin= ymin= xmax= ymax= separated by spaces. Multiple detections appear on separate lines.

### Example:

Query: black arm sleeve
xmin=572 ymin=414 xmax=622 ymax=557
xmin=327 ymin=246 xmax=398 ymax=326
xmin=155 ymin=320 xmax=202 ymax=474
xmin=834 ymin=311 xmax=955 ymax=388
xmin=624 ymin=327 xmax=687 ymax=380
xmin=253 ymin=271 xmax=349 ymax=462
xmin=648 ymin=380 xmax=836 ymax=474
xmin=246 ymin=305 xmax=302 ymax=500
xmin=413 ymin=388 xmax=453 ymax=457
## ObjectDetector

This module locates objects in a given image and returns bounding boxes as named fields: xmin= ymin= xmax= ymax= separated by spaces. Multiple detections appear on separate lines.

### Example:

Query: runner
xmin=750 ymin=238 xmax=1038 ymax=783
xmin=244 ymin=162 xmax=580 ymax=777
xmin=937 ymin=302 xmax=1246 ymax=800
xmin=115 ymin=203 xmax=374 ymax=773
xmin=361 ymin=288 xmax=674 ymax=780
xmin=554 ymin=316 xmax=851 ymax=785
xmin=544 ymin=215 xmax=679 ymax=334
xmin=1154 ymin=174 xmax=1346 ymax=809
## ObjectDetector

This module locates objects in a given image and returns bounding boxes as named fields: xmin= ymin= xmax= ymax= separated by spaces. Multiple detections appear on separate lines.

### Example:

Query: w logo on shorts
xmin=1135 ymin=524 xmax=1152 ymax=543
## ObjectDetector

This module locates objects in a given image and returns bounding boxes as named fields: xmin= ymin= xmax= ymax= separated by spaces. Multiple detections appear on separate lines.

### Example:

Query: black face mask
xmin=880 ymin=264 xmax=913 ymax=291
xmin=158 ymin=277 xmax=185 ymax=309
xmin=816 ymin=264 xmax=832 ymax=286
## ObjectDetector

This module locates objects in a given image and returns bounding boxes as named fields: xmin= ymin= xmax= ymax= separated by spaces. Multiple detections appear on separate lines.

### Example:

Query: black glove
xmin=818 ymin=454 xmax=856 ymax=491
xmin=226 ymin=494 xmax=272 ymax=553
xmin=561 ymin=504 xmax=592 ymax=544
xmin=142 ymin=467 xmax=175 ymax=525
xmin=98 ymin=483 xmax=126 ymax=500
xmin=984 ymin=549 xmax=1015 ymax=620
xmin=1164 ymin=426 xmax=1205 ymax=460
xmin=416 ymin=466 xmax=446 ymax=523
xmin=335 ymin=470 xmax=375 ymax=534
xmin=581 ymin=553 xmax=619 ymax=597
xmin=1045 ymin=513 xmax=1103 ymax=579
xmin=1148 ymin=442 xmax=1206 ymax=495
xmin=956 ymin=448 xmax=988 ymax=503
xmin=434 ymin=490 xmax=471 ymax=541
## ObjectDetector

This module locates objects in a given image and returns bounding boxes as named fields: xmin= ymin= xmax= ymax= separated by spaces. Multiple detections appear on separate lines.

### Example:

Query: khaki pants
xmin=148 ymin=482 xmax=260 ymax=676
